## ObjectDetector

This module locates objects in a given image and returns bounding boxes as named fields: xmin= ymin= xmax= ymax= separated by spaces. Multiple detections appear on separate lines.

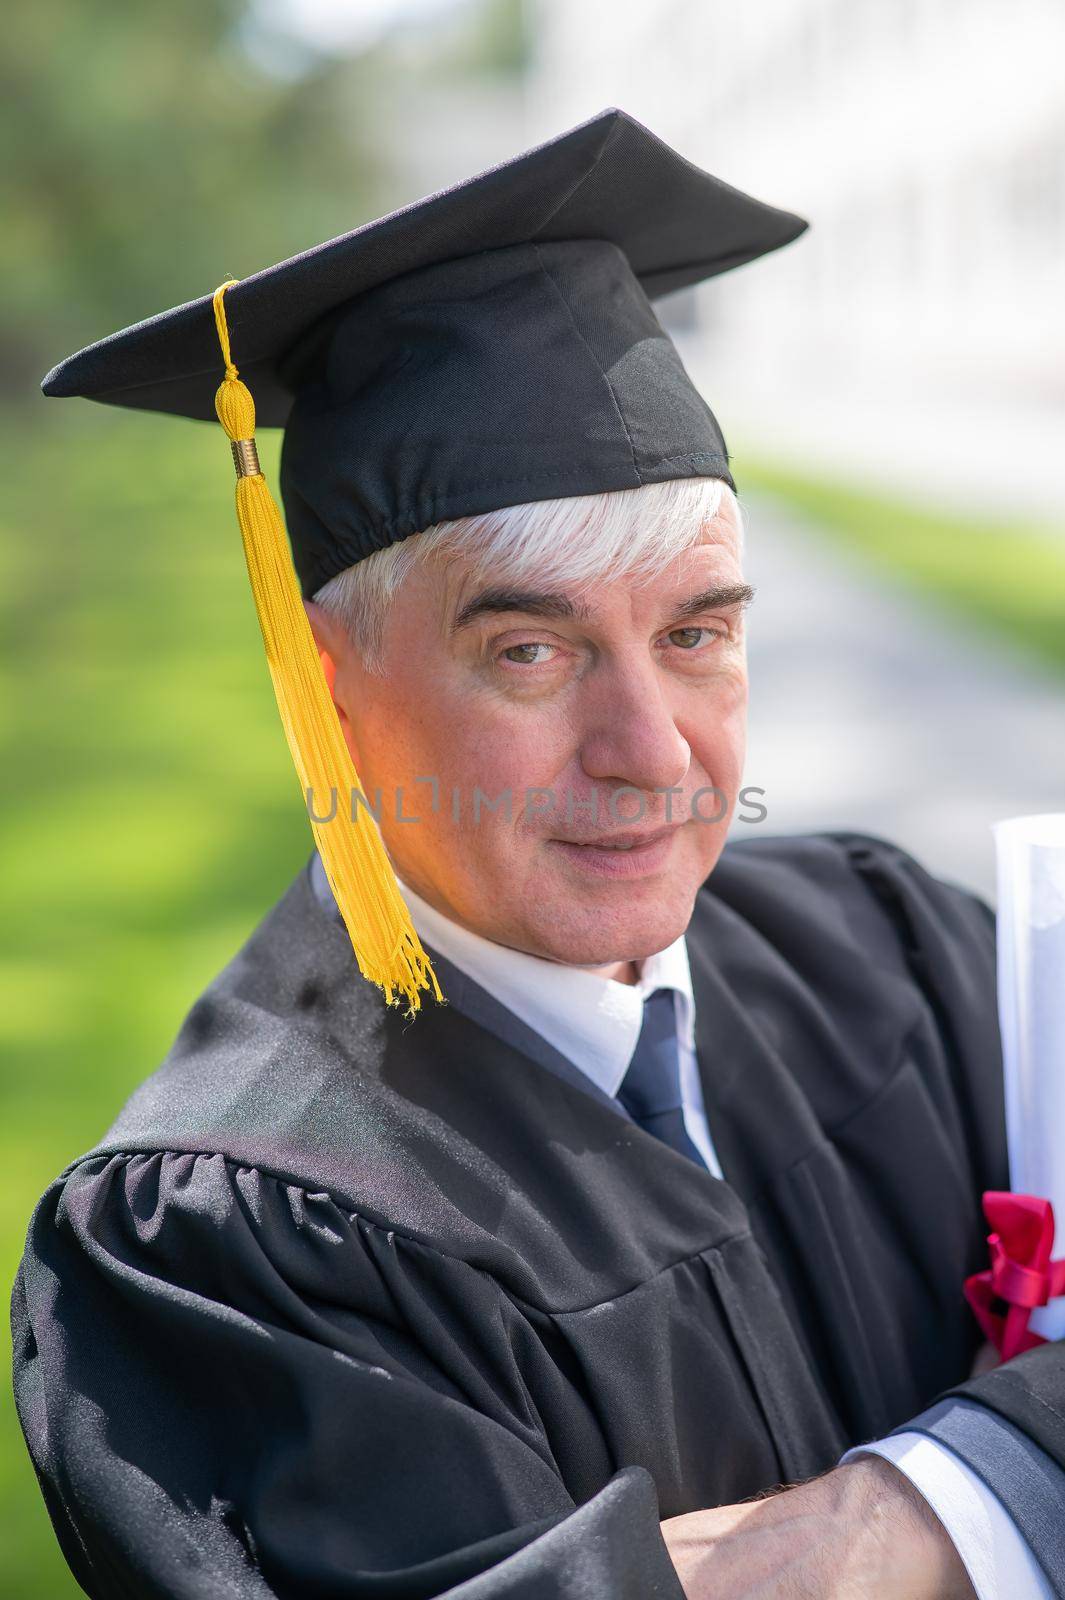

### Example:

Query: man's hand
xmin=970 ymin=1339 xmax=999 ymax=1377
xmin=660 ymin=1454 xmax=976 ymax=1599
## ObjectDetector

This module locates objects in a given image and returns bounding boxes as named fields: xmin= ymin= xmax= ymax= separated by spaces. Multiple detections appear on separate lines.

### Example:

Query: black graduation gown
xmin=12 ymin=829 xmax=1065 ymax=1598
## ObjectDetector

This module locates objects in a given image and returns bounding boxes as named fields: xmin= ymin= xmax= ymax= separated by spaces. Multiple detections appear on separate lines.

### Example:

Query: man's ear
xmin=303 ymin=599 xmax=358 ymax=758
xmin=303 ymin=598 xmax=339 ymax=688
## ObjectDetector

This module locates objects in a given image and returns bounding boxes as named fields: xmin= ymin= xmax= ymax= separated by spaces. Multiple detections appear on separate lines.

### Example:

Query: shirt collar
xmin=393 ymin=872 xmax=696 ymax=1102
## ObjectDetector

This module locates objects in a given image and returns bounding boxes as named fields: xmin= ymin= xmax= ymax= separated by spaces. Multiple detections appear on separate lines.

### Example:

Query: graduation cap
xmin=42 ymin=108 xmax=807 ymax=1014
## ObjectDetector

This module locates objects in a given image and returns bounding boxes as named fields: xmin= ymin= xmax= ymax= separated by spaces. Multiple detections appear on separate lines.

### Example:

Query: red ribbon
xmin=964 ymin=1192 xmax=1065 ymax=1362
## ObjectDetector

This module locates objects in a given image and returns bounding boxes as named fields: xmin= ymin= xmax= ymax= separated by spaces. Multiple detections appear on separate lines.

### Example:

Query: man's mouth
xmin=554 ymin=824 xmax=681 ymax=851
xmin=545 ymin=824 xmax=684 ymax=875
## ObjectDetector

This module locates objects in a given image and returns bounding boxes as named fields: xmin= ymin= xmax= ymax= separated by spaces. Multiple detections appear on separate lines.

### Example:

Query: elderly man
xmin=12 ymin=112 xmax=1065 ymax=1599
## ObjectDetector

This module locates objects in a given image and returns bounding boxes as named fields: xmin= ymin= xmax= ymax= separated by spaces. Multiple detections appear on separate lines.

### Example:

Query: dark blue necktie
xmin=616 ymin=988 xmax=708 ymax=1169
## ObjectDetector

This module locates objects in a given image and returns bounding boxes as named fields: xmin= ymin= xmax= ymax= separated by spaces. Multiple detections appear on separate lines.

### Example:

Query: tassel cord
xmin=210 ymin=281 xmax=440 ymax=1013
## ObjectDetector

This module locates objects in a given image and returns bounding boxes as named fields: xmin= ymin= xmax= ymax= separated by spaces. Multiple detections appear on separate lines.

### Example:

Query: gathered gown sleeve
xmin=11 ymin=1148 xmax=684 ymax=1600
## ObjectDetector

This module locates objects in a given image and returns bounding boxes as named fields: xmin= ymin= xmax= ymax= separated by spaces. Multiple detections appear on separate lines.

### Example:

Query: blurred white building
xmin=526 ymin=0 xmax=1065 ymax=518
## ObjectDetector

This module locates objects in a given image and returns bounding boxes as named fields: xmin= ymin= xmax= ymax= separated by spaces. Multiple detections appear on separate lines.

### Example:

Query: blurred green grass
xmin=2 ymin=412 xmax=1064 ymax=1595
xmin=0 ymin=402 xmax=309 ymax=1595
xmin=736 ymin=457 xmax=1065 ymax=675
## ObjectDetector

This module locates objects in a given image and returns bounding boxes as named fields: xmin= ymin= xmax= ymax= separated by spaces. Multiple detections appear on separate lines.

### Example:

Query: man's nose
xmin=576 ymin=660 xmax=691 ymax=796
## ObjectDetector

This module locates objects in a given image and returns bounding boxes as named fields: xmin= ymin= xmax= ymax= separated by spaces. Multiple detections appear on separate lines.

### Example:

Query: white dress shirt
xmin=396 ymin=875 xmax=1051 ymax=1600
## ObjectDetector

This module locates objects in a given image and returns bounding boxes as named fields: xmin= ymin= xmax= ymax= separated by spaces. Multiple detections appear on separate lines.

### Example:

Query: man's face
xmin=307 ymin=491 xmax=750 ymax=967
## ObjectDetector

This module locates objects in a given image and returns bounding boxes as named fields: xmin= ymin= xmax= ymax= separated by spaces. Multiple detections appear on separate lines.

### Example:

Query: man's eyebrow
xmin=674 ymin=582 xmax=756 ymax=617
xmin=450 ymin=588 xmax=591 ymax=632
xmin=449 ymin=580 xmax=756 ymax=633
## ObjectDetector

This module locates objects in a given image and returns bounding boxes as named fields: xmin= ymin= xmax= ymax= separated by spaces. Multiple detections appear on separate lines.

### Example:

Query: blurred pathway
xmin=728 ymin=491 xmax=1065 ymax=901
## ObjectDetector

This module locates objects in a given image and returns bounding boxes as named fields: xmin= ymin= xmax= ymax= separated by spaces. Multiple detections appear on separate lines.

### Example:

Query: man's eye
xmin=500 ymin=642 xmax=554 ymax=665
xmin=666 ymin=625 xmax=725 ymax=650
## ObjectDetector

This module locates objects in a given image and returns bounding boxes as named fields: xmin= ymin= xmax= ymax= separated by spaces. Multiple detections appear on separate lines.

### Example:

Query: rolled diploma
xmin=993 ymin=813 xmax=1065 ymax=1340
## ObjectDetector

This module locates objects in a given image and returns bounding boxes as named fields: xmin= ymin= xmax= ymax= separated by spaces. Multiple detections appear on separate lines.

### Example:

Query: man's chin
xmin=517 ymin=905 xmax=696 ymax=969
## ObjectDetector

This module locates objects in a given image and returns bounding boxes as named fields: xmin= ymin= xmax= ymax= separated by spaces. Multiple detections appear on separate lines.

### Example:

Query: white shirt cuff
xmin=840 ymin=1431 xmax=1053 ymax=1600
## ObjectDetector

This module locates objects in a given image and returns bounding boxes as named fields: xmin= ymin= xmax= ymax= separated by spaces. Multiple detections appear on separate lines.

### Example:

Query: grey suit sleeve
xmin=889 ymin=1397 xmax=1065 ymax=1598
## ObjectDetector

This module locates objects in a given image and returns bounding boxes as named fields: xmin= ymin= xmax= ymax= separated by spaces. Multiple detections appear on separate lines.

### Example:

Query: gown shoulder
xmin=12 ymin=1144 xmax=683 ymax=1597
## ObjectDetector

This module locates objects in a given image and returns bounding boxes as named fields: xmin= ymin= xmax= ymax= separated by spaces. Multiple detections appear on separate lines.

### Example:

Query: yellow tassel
xmin=211 ymin=280 xmax=441 ymax=1015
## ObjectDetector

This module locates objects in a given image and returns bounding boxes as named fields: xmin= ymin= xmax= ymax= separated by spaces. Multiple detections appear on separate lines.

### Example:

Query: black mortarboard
xmin=43 ymin=108 xmax=805 ymax=592
xmin=40 ymin=108 xmax=807 ymax=1011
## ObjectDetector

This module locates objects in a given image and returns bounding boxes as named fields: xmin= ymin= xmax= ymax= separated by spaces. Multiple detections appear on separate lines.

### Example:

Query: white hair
xmin=312 ymin=476 xmax=745 ymax=673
